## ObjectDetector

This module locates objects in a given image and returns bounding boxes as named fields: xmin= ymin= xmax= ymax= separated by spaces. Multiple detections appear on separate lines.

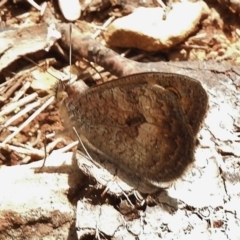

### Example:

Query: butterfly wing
xmin=60 ymin=72 xmax=207 ymax=193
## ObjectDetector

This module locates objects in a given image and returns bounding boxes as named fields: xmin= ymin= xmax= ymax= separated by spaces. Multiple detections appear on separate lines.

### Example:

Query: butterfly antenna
xmin=72 ymin=127 xmax=93 ymax=161
xmin=68 ymin=23 xmax=73 ymax=83
xmin=69 ymin=23 xmax=72 ymax=66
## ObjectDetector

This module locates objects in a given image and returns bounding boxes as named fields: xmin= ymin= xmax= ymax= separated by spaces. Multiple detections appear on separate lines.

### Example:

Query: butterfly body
xmin=56 ymin=72 xmax=208 ymax=193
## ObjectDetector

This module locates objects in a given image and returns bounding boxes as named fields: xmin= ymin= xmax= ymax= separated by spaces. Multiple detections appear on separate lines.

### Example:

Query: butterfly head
xmin=52 ymin=80 xmax=69 ymax=108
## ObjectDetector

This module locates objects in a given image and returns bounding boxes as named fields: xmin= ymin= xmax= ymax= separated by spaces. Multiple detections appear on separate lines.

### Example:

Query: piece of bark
xmin=0 ymin=23 xmax=61 ymax=71
xmin=57 ymin=23 xmax=238 ymax=79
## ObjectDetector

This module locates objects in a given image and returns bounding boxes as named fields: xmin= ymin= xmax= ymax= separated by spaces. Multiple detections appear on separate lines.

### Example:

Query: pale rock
xmin=104 ymin=1 xmax=210 ymax=51
xmin=0 ymin=151 xmax=84 ymax=239
xmin=76 ymin=201 xmax=126 ymax=238
xmin=58 ymin=0 xmax=81 ymax=21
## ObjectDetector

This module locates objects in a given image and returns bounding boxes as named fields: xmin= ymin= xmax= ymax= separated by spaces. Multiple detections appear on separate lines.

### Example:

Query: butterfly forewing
xmin=58 ymin=72 xmax=208 ymax=192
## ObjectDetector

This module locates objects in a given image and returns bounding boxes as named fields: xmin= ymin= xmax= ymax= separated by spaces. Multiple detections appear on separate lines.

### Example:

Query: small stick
xmin=0 ymin=92 xmax=38 ymax=116
xmin=40 ymin=138 xmax=78 ymax=168
xmin=12 ymin=81 xmax=31 ymax=102
xmin=27 ymin=0 xmax=47 ymax=15
xmin=3 ymin=100 xmax=41 ymax=128
xmin=1 ymin=75 xmax=25 ymax=102
xmin=51 ymin=140 xmax=79 ymax=154
xmin=0 ymin=143 xmax=44 ymax=158
xmin=92 ymin=16 xmax=116 ymax=39
xmin=0 ymin=0 xmax=7 ymax=7
xmin=2 ymin=96 xmax=54 ymax=144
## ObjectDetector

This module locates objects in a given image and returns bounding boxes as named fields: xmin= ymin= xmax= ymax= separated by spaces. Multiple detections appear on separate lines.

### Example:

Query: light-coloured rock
xmin=58 ymin=0 xmax=81 ymax=21
xmin=0 ymin=151 xmax=84 ymax=239
xmin=76 ymin=201 xmax=126 ymax=238
xmin=104 ymin=1 xmax=210 ymax=51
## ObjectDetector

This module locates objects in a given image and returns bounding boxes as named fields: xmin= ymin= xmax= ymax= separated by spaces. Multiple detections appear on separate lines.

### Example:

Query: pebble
xmin=58 ymin=0 xmax=81 ymax=21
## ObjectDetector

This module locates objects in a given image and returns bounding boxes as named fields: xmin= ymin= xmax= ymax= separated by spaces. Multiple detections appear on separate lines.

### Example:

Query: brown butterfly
xmin=55 ymin=72 xmax=208 ymax=193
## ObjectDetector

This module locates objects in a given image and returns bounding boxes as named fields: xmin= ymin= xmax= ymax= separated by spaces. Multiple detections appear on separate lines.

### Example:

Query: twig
xmin=0 ymin=92 xmax=38 ymax=116
xmin=0 ymin=0 xmax=8 ymax=8
xmin=92 ymin=15 xmax=115 ymax=39
xmin=3 ymin=100 xmax=41 ymax=128
xmin=27 ymin=0 xmax=47 ymax=15
xmin=2 ymin=96 xmax=54 ymax=144
xmin=1 ymin=75 xmax=25 ymax=102
xmin=0 ymin=143 xmax=44 ymax=158
xmin=50 ymin=140 xmax=78 ymax=154
xmin=12 ymin=81 xmax=31 ymax=102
